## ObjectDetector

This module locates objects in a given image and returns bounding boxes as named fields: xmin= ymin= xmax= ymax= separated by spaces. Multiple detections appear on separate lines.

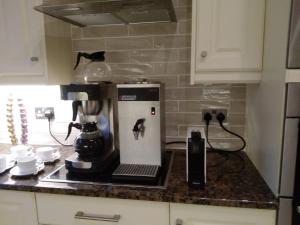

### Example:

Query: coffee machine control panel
xmin=118 ymin=87 xmax=159 ymax=102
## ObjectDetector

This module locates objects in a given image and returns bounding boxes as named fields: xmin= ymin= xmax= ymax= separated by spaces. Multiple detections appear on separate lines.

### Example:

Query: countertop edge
xmin=0 ymin=184 xmax=278 ymax=210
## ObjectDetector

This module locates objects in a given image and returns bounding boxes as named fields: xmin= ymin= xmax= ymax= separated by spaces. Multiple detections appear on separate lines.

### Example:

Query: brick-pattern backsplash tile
xmin=153 ymin=35 xmax=191 ymax=48
xmin=82 ymin=25 xmax=128 ymax=38
xmin=73 ymin=39 xmax=105 ymax=51
xmin=71 ymin=2 xmax=246 ymax=146
xmin=166 ymin=101 xmax=179 ymax=112
xmin=130 ymin=49 xmax=178 ymax=63
xmin=106 ymin=37 xmax=153 ymax=50
xmin=105 ymin=51 xmax=131 ymax=63
xmin=129 ymin=23 xmax=178 ymax=36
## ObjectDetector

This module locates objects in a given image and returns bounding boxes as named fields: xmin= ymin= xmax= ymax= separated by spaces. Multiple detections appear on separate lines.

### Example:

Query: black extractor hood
xmin=34 ymin=0 xmax=177 ymax=27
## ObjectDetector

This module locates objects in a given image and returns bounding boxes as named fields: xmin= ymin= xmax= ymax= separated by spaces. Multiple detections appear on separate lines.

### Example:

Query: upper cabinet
xmin=191 ymin=0 xmax=265 ymax=84
xmin=0 ymin=0 xmax=73 ymax=85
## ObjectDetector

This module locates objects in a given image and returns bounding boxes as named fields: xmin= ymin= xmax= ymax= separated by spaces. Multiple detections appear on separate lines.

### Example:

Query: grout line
xmin=72 ymin=34 xmax=191 ymax=41
xmin=165 ymin=112 xmax=245 ymax=115
xmin=174 ymin=99 xmax=246 ymax=102
xmin=177 ymin=124 xmax=245 ymax=128
xmin=166 ymin=135 xmax=243 ymax=140
xmin=72 ymin=47 xmax=191 ymax=52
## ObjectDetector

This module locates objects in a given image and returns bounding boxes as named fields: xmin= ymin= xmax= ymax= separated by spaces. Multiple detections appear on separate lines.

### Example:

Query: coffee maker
xmin=60 ymin=82 xmax=119 ymax=174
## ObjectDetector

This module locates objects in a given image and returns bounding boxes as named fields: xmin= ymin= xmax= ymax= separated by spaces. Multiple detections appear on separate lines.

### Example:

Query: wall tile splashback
xmin=71 ymin=0 xmax=246 ymax=149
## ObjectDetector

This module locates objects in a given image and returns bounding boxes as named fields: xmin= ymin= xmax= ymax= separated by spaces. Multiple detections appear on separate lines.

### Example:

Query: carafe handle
xmin=65 ymin=122 xmax=82 ymax=141
xmin=74 ymin=51 xmax=106 ymax=70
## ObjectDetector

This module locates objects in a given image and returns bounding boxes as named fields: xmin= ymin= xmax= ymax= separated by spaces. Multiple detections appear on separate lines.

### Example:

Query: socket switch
xmin=35 ymin=107 xmax=55 ymax=119
xmin=202 ymin=108 xmax=227 ymax=123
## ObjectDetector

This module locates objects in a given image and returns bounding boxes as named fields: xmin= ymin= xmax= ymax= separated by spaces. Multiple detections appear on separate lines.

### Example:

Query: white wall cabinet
xmin=170 ymin=203 xmax=276 ymax=225
xmin=0 ymin=0 xmax=44 ymax=78
xmin=0 ymin=190 xmax=38 ymax=225
xmin=191 ymin=0 xmax=265 ymax=83
xmin=0 ymin=0 xmax=73 ymax=85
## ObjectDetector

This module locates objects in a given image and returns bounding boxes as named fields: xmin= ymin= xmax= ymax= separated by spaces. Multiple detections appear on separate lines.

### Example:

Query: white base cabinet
xmin=0 ymin=191 xmax=276 ymax=225
xmin=36 ymin=193 xmax=169 ymax=225
xmin=170 ymin=203 xmax=276 ymax=225
xmin=0 ymin=190 xmax=38 ymax=225
xmin=191 ymin=0 xmax=265 ymax=83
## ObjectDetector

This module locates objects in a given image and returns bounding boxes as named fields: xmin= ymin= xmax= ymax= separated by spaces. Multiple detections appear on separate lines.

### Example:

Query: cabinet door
xmin=192 ymin=0 xmax=265 ymax=81
xmin=0 ymin=190 xmax=38 ymax=225
xmin=36 ymin=193 xmax=169 ymax=225
xmin=0 ymin=0 xmax=44 ymax=77
xmin=170 ymin=203 xmax=276 ymax=225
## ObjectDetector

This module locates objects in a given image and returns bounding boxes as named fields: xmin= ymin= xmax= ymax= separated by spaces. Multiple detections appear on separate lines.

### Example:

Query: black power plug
xmin=216 ymin=112 xmax=226 ymax=124
xmin=45 ymin=110 xmax=55 ymax=121
xmin=204 ymin=112 xmax=212 ymax=125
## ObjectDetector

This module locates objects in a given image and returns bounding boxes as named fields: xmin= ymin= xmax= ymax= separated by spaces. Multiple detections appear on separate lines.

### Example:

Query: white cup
xmin=10 ymin=145 xmax=32 ymax=159
xmin=36 ymin=147 xmax=57 ymax=162
xmin=17 ymin=156 xmax=37 ymax=173
xmin=0 ymin=155 xmax=7 ymax=171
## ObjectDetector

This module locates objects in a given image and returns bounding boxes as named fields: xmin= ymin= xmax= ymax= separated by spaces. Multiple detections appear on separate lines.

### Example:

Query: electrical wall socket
xmin=35 ymin=107 xmax=55 ymax=119
xmin=202 ymin=109 xmax=227 ymax=123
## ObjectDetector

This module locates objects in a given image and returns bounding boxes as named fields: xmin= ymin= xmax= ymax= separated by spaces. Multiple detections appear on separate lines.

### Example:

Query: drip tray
xmin=112 ymin=164 xmax=160 ymax=184
xmin=40 ymin=151 xmax=174 ymax=189
xmin=113 ymin=164 xmax=159 ymax=177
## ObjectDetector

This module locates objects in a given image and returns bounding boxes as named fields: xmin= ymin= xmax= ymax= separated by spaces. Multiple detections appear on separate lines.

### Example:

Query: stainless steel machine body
xmin=116 ymin=83 xmax=165 ymax=167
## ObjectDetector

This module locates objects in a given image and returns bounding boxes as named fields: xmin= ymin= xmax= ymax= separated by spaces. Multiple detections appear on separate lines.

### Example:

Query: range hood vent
xmin=34 ymin=0 xmax=177 ymax=27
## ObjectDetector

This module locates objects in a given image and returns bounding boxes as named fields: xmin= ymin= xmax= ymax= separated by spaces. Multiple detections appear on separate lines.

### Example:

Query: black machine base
xmin=41 ymin=152 xmax=173 ymax=188
xmin=65 ymin=150 xmax=119 ymax=175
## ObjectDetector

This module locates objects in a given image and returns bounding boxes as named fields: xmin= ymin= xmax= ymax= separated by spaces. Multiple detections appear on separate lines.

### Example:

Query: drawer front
xmin=0 ymin=190 xmax=38 ymax=225
xmin=170 ymin=203 xmax=276 ymax=225
xmin=36 ymin=193 xmax=169 ymax=225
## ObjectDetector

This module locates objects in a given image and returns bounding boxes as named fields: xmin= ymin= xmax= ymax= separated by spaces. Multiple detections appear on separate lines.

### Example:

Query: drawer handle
xmin=176 ymin=218 xmax=183 ymax=225
xmin=75 ymin=211 xmax=121 ymax=222
xmin=30 ymin=57 xmax=39 ymax=62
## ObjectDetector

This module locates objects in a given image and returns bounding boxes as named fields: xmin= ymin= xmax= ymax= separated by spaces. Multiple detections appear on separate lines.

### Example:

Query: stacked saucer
xmin=10 ymin=144 xmax=34 ymax=160
xmin=10 ymin=155 xmax=44 ymax=177
xmin=36 ymin=147 xmax=61 ymax=163
xmin=3 ymin=145 xmax=62 ymax=177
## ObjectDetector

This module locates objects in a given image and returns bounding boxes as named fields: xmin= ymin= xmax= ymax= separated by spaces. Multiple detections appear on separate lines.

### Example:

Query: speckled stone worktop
xmin=0 ymin=144 xmax=277 ymax=209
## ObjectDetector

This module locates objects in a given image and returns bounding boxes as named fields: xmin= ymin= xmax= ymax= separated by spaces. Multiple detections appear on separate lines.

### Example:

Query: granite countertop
xmin=0 ymin=144 xmax=277 ymax=209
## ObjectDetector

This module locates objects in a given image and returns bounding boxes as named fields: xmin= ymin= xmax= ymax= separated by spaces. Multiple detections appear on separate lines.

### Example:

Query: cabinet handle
xmin=201 ymin=51 xmax=208 ymax=58
xmin=75 ymin=211 xmax=121 ymax=222
xmin=176 ymin=218 xmax=183 ymax=225
xmin=30 ymin=57 xmax=39 ymax=62
xmin=297 ymin=206 xmax=300 ymax=213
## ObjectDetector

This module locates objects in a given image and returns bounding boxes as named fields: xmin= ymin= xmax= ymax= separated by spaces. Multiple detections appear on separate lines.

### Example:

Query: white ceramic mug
xmin=36 ymin=147 xmax=57 ymax=162
xmin=10 ymin=145 xmax=32 ymax=159
xmin=17 ymin=156 xmax=36 ymax=173
xmin=0 ymin=155 xmax=7 ymax=171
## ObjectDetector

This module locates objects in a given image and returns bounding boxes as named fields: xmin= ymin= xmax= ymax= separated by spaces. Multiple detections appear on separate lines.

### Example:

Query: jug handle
xmin=65 ymin=122 xmax=82 ymax=141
